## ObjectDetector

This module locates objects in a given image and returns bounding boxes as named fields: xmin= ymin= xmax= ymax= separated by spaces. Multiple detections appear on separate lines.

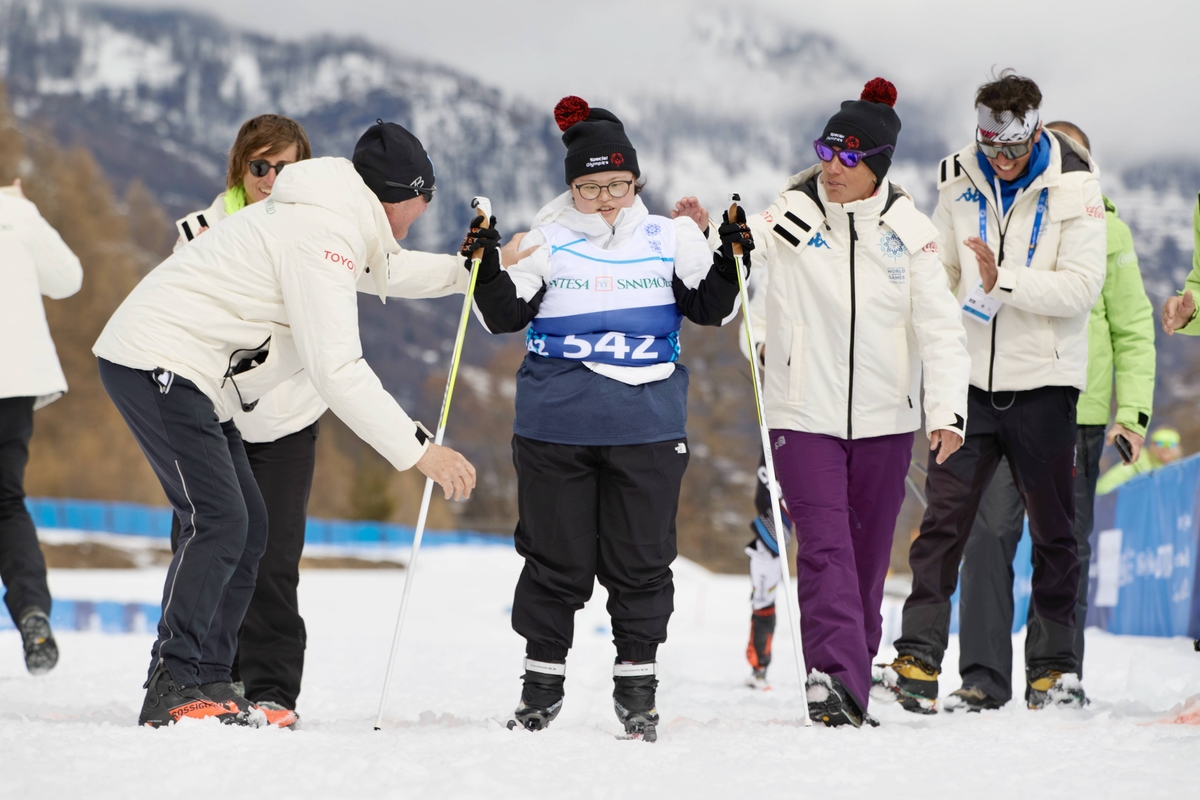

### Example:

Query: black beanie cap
xmin=352 ymin=120 xmax=435 ymax=203
xmin=555 ymin=96 xmax=640 ymax=185
xmin=820 ymin=78 xmax=902 ymax=181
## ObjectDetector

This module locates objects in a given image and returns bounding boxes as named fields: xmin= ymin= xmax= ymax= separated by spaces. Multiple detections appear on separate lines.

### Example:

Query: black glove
xmin=715 ymin=206 xmax=753 ymax=277
xmin=460 ymin=215 xmax=502 ymax=281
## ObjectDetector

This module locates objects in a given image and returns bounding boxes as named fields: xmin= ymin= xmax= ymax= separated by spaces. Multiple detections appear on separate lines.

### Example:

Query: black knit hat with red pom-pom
xmin=820 ymin=78 xmax=901 ymax=180
xmin=555 ymin=96 xmax=639 ymax=185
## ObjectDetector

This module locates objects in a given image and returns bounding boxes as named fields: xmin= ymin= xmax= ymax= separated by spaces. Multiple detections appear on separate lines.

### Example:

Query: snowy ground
xmin=2 ymin=546 xmax=1199 ymax=799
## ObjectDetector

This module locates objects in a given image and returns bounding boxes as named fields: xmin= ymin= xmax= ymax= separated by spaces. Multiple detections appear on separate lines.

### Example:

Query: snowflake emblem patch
xmin=643 ymin=222 xmax=662 ymax=237
xmin=879 ymin=231 xmax=905 ymax=260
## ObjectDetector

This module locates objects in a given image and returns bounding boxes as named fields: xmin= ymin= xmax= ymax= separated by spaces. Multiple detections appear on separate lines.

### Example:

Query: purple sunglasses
xmin=813 ymin=139 xmax=895 ymax=168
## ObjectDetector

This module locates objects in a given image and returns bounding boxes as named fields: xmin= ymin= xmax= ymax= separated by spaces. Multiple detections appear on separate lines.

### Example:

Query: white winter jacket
xmin=0 ymin=192 xmax=83 ymax=407
xmin=94 ymin=157 xmax=467 ymax=471
xmin=730 ymin=168 xmax=970 ymax=440
xmin=485 ymin=192 xmax=737 ymax=385
xmin=934 ymin=131 xmax=1106 ymax=392
xmin=173 ymin=191 xmax=327 ymax=443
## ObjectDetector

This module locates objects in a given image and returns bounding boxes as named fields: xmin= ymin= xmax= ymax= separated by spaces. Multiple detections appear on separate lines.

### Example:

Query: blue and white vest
xmin=526 ymin=217 xmax=682 ymax=366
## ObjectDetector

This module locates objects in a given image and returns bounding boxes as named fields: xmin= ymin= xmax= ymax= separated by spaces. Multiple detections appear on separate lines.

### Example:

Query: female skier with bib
xmin=464 ymin=96 xmax=752 ymax=741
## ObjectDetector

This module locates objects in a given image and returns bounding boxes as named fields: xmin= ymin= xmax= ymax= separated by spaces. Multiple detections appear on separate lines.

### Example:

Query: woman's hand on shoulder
xmin=671 ymin=196 xmax=710 ymax=232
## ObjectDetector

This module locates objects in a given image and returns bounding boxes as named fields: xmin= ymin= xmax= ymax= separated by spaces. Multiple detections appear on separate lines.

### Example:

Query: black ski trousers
xmin=957 ymin=424 xmax=1105 ymax=702
xmin=99 ymin=359 xmax=267 ymax=687
xmin=510 ymin=434 xmax=688 ymax=664
xmin=0 ymin=396 xmax=51 ymax=624
xmin=169 ymin=423 xmax=317 ymax=708
xmin=898 ymin=385 xmax=1080 ymax=678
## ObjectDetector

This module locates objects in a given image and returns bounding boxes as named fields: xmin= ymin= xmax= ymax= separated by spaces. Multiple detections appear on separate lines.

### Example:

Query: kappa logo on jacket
xmin=957 ymin=188 xmax=984 ymax=203
xmin=807 ymin=232 xmax=830 ymax=249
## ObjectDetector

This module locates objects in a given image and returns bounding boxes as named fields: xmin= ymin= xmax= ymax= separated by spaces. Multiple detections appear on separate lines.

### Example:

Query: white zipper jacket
xmin=730 ymin=167 xmax=970 ymax=440
xmin=94 ymin=157 xmax=467 ymax=471
xmin=174 ymin=192 xmax=327 ymax=443
xmin=934 ymin=131 xmax=1106 ymax=392
xmin=0 ymin=192 xmax=83 ymax=408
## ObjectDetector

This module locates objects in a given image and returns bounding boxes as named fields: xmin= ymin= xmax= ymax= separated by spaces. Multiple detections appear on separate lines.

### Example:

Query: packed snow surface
xmin=2 ymin=546 xmax=1198 ymax=799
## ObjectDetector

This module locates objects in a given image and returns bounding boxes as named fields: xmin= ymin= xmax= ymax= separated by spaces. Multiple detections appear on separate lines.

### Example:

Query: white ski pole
xmin=374 ymin=196 xmax=492 ymax=731
xmin=728 ymin=194 xmax=811 ymax=726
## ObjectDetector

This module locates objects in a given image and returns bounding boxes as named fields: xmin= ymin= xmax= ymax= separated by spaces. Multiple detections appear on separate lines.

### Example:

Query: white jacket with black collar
xmin=734 ymin=167 xmax=970 ymax=440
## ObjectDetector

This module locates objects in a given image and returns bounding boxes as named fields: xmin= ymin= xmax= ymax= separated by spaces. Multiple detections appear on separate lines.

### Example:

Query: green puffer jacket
xmin=1176 ymin=194 xmax=1200 ymax=337
xmin=1076 ymin=197 xmax=1155 ymax=436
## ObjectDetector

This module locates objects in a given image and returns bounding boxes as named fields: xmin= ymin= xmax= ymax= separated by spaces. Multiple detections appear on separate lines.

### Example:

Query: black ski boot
xmin=613 ymin=661 xmax=659 ymax=742
xmin=807 ymin=671 xmax=876 ymax=728
xmin=507 ymin=659 xmax=565 ymax=732
xmin=18 ymin=607 xmax=58 ymax=676
xmin=138 ymin=660 xmax=246 ymax=728
xmin=746 ymin=605 xmax=775 ymax=689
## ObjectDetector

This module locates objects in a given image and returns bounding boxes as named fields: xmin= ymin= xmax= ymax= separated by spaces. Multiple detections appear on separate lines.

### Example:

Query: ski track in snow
xmin=1 ymin=547 xmax=1198 ymax=799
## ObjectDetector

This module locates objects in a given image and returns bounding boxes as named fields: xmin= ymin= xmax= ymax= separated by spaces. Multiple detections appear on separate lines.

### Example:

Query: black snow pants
xmin=0 ymin=396 xmax=51 ymax=624
xmin=957 ymin=424 xmax=1105 ymax=702
xmin=510 ymin=434 xmax=689 ymax=664
xmin=897 ymin=385 xmax=1081 ymax=680
xmin=99 ymin=359 xmax=267 ymax=687
xmin=169 ymin=422 xmax=317 ymax=708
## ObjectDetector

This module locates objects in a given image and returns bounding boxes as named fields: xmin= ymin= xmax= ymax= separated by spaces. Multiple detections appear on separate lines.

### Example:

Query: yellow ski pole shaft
xmin=728 ymin=194 xmax=811 ymax=726
xmin=374 ymin=197 xmax=491 ymax=730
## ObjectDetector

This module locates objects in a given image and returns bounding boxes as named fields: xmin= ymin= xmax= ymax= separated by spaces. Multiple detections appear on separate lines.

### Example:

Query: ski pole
xmin=374 ymin=196 xmax=492 ymax=731
xmin=728 ymin=194 xmax=811 ymax=726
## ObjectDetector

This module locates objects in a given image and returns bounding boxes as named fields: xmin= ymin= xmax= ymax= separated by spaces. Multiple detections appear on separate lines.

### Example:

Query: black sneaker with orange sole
xmin=139 ymin=661 xmax=247 ymax=728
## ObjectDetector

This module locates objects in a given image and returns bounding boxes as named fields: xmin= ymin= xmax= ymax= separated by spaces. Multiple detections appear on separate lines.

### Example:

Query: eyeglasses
xmin=572 ymin=180 xmax=634 ymax=201
xmin=248 ymin=159 xmax=290 ymax=178
xmin=813 ymin=140 xmax=895 ymax=168
xmin=976 ymin=137 xmax=1033 ymax=160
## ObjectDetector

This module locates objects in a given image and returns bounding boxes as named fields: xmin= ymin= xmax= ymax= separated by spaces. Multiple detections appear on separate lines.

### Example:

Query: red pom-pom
xmin=860 ymin=78 xmax=897 ymax=107
xmin=554 ymin=96 xmax=590 ymax=131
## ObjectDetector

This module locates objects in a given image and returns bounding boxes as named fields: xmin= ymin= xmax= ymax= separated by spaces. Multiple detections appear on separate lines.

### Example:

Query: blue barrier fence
xmin=26 ymin=497 xmax=512 ymax=549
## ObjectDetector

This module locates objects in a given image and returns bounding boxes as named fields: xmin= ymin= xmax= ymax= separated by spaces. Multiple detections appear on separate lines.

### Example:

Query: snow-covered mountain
xmin=1 ymin=0 xmax=1196 ymax=411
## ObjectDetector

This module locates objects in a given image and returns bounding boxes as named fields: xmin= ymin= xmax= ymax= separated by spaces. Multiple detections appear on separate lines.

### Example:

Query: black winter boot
xmin=613 ymin=661 xmax=659 ymax=743
xmin=138 ymin=660 xmax=246 ymax=728
xmin=806 ymin=671 xmax=876 ymax=728
xmin=507 ymin=659 xmax=565 ymax=732
xmin=18 ymin=607 xmax=58 ymax=676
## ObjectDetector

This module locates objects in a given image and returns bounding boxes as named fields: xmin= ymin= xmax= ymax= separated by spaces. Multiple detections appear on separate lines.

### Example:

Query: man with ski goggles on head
xmin=877 ymin=71 xmax=1106 ymax=714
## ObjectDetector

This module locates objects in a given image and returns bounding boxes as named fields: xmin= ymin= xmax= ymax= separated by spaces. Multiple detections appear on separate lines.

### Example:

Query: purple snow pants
xmin=769 ymin=429 xmax=913 ymax=710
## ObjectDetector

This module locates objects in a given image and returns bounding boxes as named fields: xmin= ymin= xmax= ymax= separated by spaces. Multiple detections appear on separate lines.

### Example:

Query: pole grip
xmin=470 ymin=196 xmax=492 ymax=261
xmin=727 ymin=193 xmax=743 ymax=258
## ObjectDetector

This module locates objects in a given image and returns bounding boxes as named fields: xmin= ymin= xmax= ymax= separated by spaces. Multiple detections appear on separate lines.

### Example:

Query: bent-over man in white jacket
xmin=880 ymin=72 xmax=1105 ymax=714
xmin=93 ymin=138 xmax=476 ymax=727
xmin=0 ymin=180 xmax=81 ymax=676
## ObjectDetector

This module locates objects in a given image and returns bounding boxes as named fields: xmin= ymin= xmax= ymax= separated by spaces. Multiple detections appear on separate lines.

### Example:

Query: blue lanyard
xmin=977 ymin=187 xmax=1049 ymax=267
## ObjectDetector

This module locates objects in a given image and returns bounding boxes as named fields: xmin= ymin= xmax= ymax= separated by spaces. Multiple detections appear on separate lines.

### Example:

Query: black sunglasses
xmin=248 ymin=159 xmax=290 ymax=178
xmin=383 ymin=180 xmax=436 ymax=204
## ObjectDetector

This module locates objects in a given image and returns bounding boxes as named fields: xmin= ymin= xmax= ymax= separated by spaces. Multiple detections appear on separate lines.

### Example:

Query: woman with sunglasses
xmin=676 ymin=78 xmax=969 ymax=727
xmin=166 ymin=114 xmax=315 ymax=728
xmin=465 ymin=96 xmax=751 ymax=741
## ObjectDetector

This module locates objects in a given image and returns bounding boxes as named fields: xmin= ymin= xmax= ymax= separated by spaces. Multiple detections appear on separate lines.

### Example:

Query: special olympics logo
xmin=845 ymin=136 xmax=860 ymax=150
xmin=611 ymin=152 xmax=625 ymax=167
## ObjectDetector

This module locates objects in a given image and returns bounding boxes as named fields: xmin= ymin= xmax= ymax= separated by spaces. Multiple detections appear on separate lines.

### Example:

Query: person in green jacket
xmin=1161 ymin=192 xmax=1200 ymax=335
xmin=943 ymin=120 xmax=1157 ymax=711
xmin=1096 ymin=426 xmax=1184 ymax=495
